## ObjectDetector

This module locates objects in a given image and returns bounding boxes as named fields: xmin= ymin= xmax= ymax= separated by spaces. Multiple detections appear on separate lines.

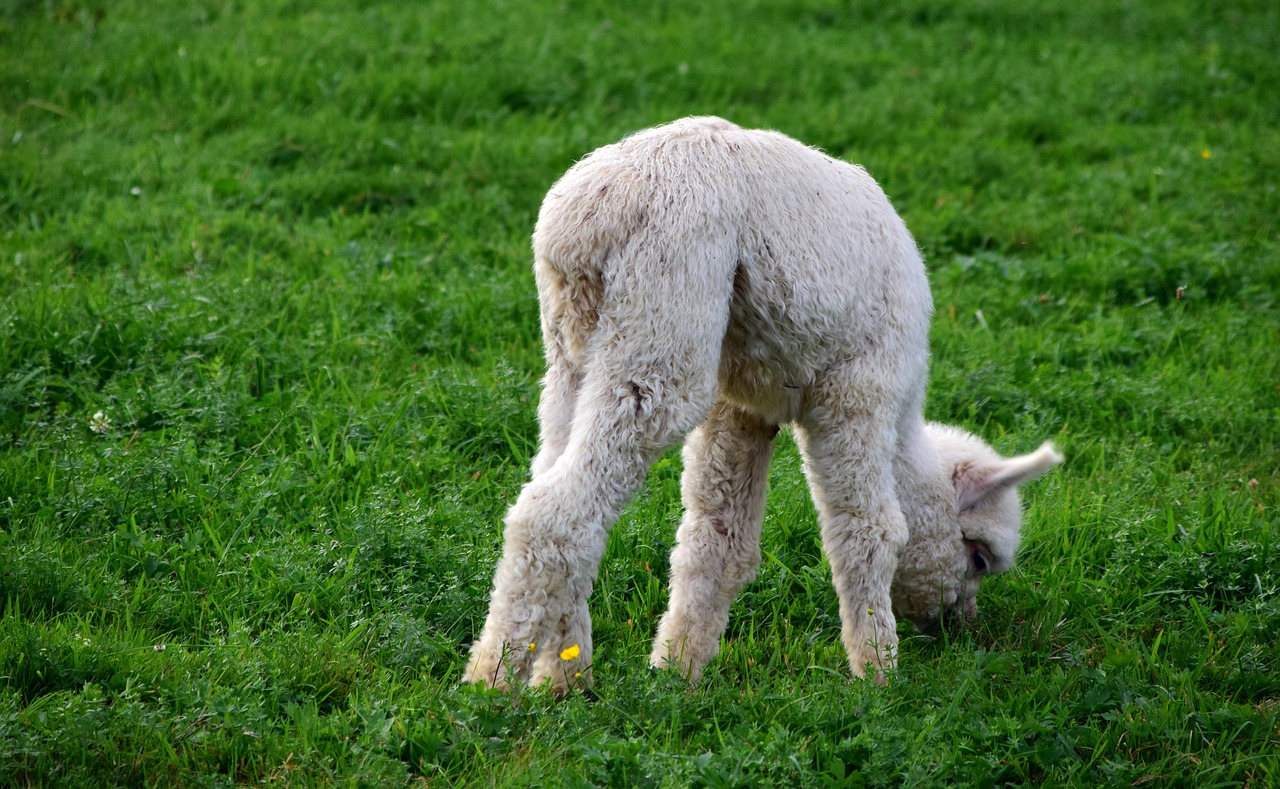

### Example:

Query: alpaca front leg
xmin=817 ymin=506 xmax=907 ymax=682
xmin=651 ymin=402 xmax=777 ymax=683
xmin=795 ymin=396 xmax=910 ymax=683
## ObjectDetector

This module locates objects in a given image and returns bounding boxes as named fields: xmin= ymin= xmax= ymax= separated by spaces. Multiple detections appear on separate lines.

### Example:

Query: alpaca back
xmin=534 ymin=116 xmax=932 ymax=424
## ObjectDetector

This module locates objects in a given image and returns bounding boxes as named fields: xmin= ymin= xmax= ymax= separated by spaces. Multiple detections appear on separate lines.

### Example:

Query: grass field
xmin=2 ymin=0 xmax=1278 ymax=785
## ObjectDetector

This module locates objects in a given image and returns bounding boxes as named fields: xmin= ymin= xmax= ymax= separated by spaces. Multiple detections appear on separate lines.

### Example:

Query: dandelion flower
xmin=528 ymin=642 xmax=536 ymax=652
xmin=560 ymin=644 xmax=580 ymax=661
xmin=1201 ymin=149 xmax=1212 ymax=159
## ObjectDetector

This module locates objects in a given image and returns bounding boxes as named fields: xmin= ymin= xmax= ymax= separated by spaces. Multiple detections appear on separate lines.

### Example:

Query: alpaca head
xmin=891 ymin=425 xmax=1063 ymax=631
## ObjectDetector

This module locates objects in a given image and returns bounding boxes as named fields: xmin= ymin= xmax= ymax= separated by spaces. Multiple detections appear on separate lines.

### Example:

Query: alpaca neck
xmin=893 ymin=415 xmax=950 ymax=545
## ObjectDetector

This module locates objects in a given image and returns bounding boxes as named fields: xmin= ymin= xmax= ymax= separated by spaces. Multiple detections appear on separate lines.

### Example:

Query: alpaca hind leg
xmin=466 ymin=243 xmax=733 ymax=689
xmin=520 ymin=342 xmax=731 ymax=689
xmin=466 ymin=356 xmax=722 ymax=691
xmin=528 ymin=258 xmax=587 ymax=479
xmin=527 ymin=340 xmax=582 ymax=480
xmin=651 ymin=401 xmax=777 ymax=683
xmin=463 ymin=415 xmax=657 ymax=689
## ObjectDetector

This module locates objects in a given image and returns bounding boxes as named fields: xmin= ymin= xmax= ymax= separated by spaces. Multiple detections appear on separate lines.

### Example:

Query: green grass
xmin=2 ymin=0 xmax=1277 ymax=785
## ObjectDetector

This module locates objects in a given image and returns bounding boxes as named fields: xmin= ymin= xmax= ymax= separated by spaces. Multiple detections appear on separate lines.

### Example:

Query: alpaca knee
xmin=825 ymin=506 xmax=908 ymax=585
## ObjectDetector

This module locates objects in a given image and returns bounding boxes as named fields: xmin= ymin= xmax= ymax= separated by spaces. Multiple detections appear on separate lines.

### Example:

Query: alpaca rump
xmin=464 ymin=117 xmax=1062 ymax=690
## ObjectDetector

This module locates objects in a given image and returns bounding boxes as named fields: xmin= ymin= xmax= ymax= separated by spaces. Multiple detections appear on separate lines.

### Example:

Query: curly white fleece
xmin=463 ymin=117 xmax=1061 ymax=690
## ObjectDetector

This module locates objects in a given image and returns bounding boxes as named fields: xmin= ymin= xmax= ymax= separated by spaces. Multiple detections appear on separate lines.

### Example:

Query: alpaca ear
xmin=955 ymin=442 xmax=1064 ymax=513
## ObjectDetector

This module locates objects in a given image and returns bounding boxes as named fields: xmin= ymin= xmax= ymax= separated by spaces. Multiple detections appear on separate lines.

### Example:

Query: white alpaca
xmin=463 ymin=117 xmax=1062 ymax=690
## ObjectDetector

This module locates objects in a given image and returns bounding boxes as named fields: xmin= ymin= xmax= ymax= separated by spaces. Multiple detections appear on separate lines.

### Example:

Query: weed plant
xmin=1 ymin=0 xmax=1277 ymax=785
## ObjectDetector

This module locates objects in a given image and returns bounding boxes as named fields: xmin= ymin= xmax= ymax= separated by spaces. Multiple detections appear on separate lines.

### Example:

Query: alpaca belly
xmin=717 ymin=336 xmax=810 ymax=424
xmin=715 ymin=254 xmax=847 ymax=425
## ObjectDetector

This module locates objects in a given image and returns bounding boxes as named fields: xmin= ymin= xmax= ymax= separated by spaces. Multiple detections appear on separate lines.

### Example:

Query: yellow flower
xmin=527 ymin=642 xmax=536 ymax=652
xmin=1201 ymin=149 xmax=1212 ymax=159
xmin=560 ymin=644 xmax=580 ymax=661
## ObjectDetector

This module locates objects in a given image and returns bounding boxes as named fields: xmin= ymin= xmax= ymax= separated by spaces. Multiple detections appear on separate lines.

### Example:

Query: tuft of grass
xmin=2 ymin=0 xmax=1278 ymax=785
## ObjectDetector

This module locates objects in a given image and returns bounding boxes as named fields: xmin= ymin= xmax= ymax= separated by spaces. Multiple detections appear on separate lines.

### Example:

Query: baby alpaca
xmin=463 ymin=117 xmax=1062 ymax=690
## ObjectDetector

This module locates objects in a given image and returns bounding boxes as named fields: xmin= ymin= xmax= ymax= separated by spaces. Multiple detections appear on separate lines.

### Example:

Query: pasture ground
xmin=2 ymin=0 xmax=1277 ymax=785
